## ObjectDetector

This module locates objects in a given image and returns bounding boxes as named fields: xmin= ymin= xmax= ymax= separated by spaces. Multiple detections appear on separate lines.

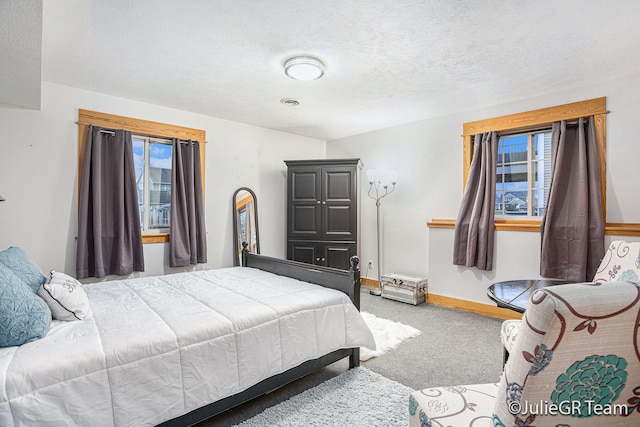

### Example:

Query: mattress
xmin=0 ymin=266 xmax=375 ymax=426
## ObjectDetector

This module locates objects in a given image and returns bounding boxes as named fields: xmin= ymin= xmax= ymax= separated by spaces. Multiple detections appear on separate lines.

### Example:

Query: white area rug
xmin=234 ymin=367 xmax=412 ymax=426
xmin=359 ymin=311 xmax=421 ymax=361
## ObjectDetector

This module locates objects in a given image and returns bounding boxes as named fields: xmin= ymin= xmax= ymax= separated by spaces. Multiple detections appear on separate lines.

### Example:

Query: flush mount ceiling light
xmin=284 ymin=56 xmax=325 ymax=81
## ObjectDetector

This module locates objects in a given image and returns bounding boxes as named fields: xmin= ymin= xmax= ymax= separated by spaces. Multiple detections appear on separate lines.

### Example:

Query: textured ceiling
xmin=7 ymin=1 xmax=640 ymax=140
xmin=0 ymin=0 xmax=42 ymax=109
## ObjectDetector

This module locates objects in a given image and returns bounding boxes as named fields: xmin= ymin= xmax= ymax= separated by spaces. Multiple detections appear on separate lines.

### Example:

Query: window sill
xmin=494 ymin=219 xmax=541 ymax=232
xmin=142 ymin=234 xmax=169 ymax=243
xmin=427 ymin=218 xmax=539 ymax=232
xmin=427 ymin=219 xmax=640 ymax=236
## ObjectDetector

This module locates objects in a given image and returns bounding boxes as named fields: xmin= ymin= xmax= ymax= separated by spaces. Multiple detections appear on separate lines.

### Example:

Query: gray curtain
xmin=170 ymin=139 xmax=207 ymax=267
xmin=76 ymin=125 xmax=144 ymax=279
xmin=453 ymin=131 xmax=498 ymax=271
xmin=540 ymin=116 xmax=604 ymax=281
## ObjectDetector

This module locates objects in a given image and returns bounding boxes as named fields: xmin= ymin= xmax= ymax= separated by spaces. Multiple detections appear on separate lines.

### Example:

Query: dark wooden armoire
xmin=285 ymin=158 xmax=359 ymax=270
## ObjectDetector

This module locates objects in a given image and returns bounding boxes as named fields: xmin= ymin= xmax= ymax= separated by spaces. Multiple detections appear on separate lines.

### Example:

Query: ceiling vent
xmin=280 ymin=98 xmax=300 ymax=106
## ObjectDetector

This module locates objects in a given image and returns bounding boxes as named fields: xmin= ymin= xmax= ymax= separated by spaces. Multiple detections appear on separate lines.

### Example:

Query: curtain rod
xmin=503 ymin=112 xmax=611 ymax=136
xmin=464 ymin=111 xmax=611 ymax=138
xmin=99 ymin=131 xmax=197 ymax=144
xmin=76 ymin=122 xmax=199 ymax=144
xmin=100 ymin=130 xmax=197 ymax=144
xmin=497 ymin=119 xmax=593 ymax=138
xmin=497 ymin=126 xmax=551 ymax=137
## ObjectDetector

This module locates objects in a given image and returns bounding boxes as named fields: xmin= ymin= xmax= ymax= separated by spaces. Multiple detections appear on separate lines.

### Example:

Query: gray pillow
xmin=0 ymin=264 xmax=52 ymax=347
xmin=0 ymin=247 xmax=46 ymax=293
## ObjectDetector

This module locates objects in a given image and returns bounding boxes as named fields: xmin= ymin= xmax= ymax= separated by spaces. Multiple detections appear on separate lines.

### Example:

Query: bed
xmin=0 ymin=252 xmax=375 ymax=426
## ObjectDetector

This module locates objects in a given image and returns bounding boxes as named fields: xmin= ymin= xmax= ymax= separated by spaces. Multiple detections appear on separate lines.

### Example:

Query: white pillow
xmin=37 ymin=271 xmax=89 ymax=321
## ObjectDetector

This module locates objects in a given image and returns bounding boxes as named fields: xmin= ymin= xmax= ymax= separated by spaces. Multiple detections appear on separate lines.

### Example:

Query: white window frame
xmin=134 ymin=135 xmax=172 ymax=234
xmin=496 ymin=129 xmax=552 ymax=218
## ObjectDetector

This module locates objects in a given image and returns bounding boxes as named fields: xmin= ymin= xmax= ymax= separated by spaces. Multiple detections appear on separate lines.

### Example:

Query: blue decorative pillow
xmin=0 ymin=264 xmax=52 ymax=347
xmin=0 ymin=247 xmax=46 ymax=293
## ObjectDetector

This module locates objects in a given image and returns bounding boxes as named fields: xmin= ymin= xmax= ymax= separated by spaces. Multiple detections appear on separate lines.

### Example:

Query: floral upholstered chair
xmin=593 ymin=240 xmax=640 ymax=283
xmin=501 ymin=240 xmax=640 ymax=361
xmin=409 ymin=280 xmax=640 ymax=426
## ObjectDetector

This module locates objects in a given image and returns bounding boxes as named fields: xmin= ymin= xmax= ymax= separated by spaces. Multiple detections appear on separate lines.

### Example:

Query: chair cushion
xmin=409 ymin=382 xmax=498 ymax=427
xmin=494 ymin=281 xmax=640 ymax=426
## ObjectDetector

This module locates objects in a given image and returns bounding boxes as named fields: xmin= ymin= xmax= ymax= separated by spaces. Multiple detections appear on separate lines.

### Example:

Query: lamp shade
xmin=284 ymin=56 xmax=325 ymax=81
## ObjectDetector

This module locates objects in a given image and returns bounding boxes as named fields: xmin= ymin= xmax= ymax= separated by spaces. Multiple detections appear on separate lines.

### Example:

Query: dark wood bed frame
xmin=158 ymin=252 xmax=362 ymax=427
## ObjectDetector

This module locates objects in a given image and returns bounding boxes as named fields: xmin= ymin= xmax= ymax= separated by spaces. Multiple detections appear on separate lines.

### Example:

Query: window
xmin=78 ymin=109 xmax=206 ymax=243
xmin=133 ymin=136 xmax=173 ymax=233
xmin=496 ymin=130 xmax=552 ymax=217
xmin=238 ymin=207 xmax=247 ymax=244
xmin=459 ymin=97 xmax=607 ymax=232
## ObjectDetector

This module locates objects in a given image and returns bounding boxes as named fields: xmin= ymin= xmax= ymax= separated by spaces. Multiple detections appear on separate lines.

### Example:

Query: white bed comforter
xmin=0 ymin=267 xmax=375 ymax=426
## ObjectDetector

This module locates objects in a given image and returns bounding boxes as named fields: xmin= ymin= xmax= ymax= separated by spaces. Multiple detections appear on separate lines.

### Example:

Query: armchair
xmin=501 ymin=240 xmax=640 ymax=359
xmin=409 ymin=280 xmax=640 ymax=426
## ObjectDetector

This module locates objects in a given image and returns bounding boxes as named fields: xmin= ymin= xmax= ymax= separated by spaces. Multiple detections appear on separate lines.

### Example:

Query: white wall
xmin=3 ymin=77 xmax=639 ymax=303
xmin=327 ymin=76 xmax=640 ymax=304
xmin=0 ymin=82 xmax=325 ymax=279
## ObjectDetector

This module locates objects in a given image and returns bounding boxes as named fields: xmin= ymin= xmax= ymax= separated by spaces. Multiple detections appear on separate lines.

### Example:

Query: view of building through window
xmin=496 ymin=130 xmax=552 ymax=217
xmin=133 ymin=136 xmax=173 ymax=232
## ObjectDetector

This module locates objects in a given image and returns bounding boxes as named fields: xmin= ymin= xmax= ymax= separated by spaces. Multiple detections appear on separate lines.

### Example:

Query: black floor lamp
xmin=367 ymin=169 xmax=397 ymax=296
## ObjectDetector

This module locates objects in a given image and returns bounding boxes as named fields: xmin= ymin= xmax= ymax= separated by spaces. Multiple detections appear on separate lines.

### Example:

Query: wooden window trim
xmin=77 ymin=109 xmax=207 ymax=244
xmin=235 ymin=194 xmax=253 ymax=210
xmin=461 ymin=97 xmax=607 ymax=228
xmin=427 ymin=219 xmax=640 ymax=236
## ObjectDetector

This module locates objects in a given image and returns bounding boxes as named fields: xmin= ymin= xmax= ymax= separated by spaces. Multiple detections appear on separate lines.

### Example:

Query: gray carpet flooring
xmin=196 ymin=289 xmax=505 ymax=426
xmin=233 ymin=368 xmax=413 ymax=427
